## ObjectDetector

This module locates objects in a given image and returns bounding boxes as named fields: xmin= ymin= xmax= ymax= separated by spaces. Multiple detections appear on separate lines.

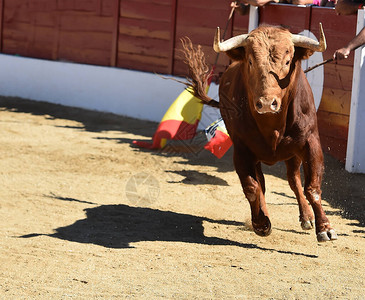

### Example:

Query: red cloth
xmin=204 ymin=129 xmax=232 ymax=159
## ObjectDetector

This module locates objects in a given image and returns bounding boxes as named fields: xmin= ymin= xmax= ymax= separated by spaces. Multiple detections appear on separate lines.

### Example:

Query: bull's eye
xmin=285 ymin=60 xmax=290 ymax=66
xmin=249 ymin=59 xmax=252 ymax=66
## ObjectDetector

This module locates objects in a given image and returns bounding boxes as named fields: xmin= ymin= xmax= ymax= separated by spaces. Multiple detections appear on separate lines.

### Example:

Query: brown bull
xmin=184 ymin=24 xmax=337 ymax=242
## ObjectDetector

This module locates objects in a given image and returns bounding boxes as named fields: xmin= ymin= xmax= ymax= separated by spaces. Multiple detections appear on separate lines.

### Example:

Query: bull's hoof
xmin=301 ymin=220 xmax=314 ymax=230
xmin=252 ymin=217 xmax=272 ymax=237
xmin=317 ymin=229 xmax=338 ymax=242
xmin=254 ymin=226 xmax=272 ymax=237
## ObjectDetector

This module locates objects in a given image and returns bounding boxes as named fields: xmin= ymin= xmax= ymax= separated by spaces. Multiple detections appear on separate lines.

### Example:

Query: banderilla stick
xmin=304 ymin=58 xmax=334 ymax=73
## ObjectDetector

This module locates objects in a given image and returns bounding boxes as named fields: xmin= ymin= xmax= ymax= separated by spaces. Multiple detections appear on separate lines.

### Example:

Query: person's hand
xmin=230 ymin=1 xmax=240 ymax=8
xmin=333 ymin=47 xmax=351 ymax=60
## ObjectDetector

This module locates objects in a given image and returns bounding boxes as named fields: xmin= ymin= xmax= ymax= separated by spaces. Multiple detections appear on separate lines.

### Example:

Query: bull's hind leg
xmin=285 ymin=156 xmax=314 ymax=230
xmin=302 ymin=135 xmax=338 ymax=242
xmin=234 ymin=148 xmax=271 ymax=236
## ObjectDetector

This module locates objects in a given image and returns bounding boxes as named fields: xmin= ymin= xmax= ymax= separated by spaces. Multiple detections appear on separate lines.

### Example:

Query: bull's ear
xmin=225 ymin=47 xmax=246 ymax=61
xmin=294 ymin=47 xmax=314 ymax=61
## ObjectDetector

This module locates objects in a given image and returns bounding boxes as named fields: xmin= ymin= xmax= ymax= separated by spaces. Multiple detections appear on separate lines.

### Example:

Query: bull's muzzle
xmin=255 ymin=97 xmax=280 ymax=114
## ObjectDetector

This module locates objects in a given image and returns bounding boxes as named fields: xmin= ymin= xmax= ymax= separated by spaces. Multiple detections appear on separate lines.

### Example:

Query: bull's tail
xmin=180 ymin=37 xmax=219 ymax=108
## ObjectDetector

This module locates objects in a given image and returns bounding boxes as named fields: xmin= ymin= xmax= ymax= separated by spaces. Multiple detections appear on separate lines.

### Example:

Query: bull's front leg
xmin=233 ymin=147 xmax=271 ymax=236
xmin=302 ymin=135 xmax=338 ymax=242
xmin=285 ymin=156 xmax=315 ymax=230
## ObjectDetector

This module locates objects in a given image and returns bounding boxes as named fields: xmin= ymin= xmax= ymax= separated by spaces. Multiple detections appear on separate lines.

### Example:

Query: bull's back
xmin=219 ymin=62 xmax=247 ymax=134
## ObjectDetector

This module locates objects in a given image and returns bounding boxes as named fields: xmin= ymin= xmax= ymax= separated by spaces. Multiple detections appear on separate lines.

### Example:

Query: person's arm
xmin=232 ymin=0 xmax=278 ymax=8
xmin=333 ymin=27 xmax=365 ymax=60
xmin=242 ymin=0 xmax=278 ymax=6
xmin=335 ymin=0 xmax=363 ymax=15
xmin=292 ymin=0 xmax=315 ymax=5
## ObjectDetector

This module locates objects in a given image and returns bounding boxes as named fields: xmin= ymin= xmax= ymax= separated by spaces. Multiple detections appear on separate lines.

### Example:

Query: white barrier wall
xmin=346 ymin=10 xmax=365 ymax=173
xmin=0 ymin=54 xmax=219 ymax=130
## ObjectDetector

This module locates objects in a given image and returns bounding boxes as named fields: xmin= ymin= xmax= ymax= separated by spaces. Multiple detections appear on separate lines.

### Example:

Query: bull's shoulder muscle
xmin=289 ymin=72 xmax=318 ymax=130
xmin=220 ymin=62 xmax=242 ymax=84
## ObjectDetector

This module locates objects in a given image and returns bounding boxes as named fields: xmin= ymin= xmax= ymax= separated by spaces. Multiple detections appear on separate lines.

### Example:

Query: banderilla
xmin=304 ymin=58 xmax=334 ymax=73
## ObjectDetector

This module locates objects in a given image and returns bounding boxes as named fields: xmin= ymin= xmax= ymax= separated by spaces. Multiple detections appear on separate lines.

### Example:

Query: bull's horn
xmin=291 ymin=23 xmax=326 ymax=52
xmin=213 ymin=27 xmax=249 ymax=53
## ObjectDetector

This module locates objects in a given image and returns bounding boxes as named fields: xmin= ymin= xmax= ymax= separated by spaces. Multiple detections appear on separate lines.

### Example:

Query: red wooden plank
xmin=320 ymin=88 xmax=351 ymax=116
xmin=317 ymin=110 xmax=349 ymax=138
xmin=52 ymin=14 xmax=60 ymax=60
xmin=320 ymin=134 xmax=347 ymax=162
xmin=3 ymin=1 xmax=31 ymax=23
xmin=3 ymin=0 xmax=22 ymax=9
xmin=118 ymin=34 xmax=170 ymax=58
xmin=176 ymin=0 xmax=230 ymax=9
xmin=318 ymin=113 xmax=348 ymax=161
xmin=31 ymin=26 xmax=58 ymax=44
xmin=118 ymin=0 xmax=173 ymax=73
xmin=59 ymin=31 xmax=113 ymax=51
xmin=0 ymin=0 xmax=3 ymax=52
xmin=123 ymin=0 xmax=172 ymax=6
xmin=174 ymin=10 xmax=234 ymax=46
xmin=7 ymin=18 xmax=59 ymax=60
xmin=110 ymin=0 xmax=120 ymax=66
xmin=311 ymin=6 xmax=356 ymax=33
xmin=117 ymin=52 xmax=169 ymax=74
xmin=176 ymin=6 xmax=232 ymax=29
xmin=101 ymin=0 xmax=116 ymax=17
xmin=119 ymin=17 xmax=170 ymax=40
xmin=233 ymin=13 xmax=249 ymax=35
xmin=57 ymin=0 xmax=76 ymax=10
xmin=259 ymin=3 xmax=310 ymax=34
xmin=168 ymin=0 xmax=178 ymax=74
xmin=173 ymin=1 xmax=232 ymax=77
xmin=28 ymin=0 xmax=57 ymax=12
xmin=2 ymin=41 xmax=29 ymax=56
xmin=58 ymin=47 xmax=111 ymax=65
xmin=74 ymin=0 xmax=100 ymax=12
xmin=3 ymin=23 xmax=31 ymax=42
xmin=26 ymin=43 xmax=54 ymax=60
xmin=59 ymin=14 xmax=114 ymax=32
xmin=323 ymin=63 xmax=353 ymax=91
xmin=56 ymin=0 xmax=100 ymax=12
xmin=120 ymin=1 xmax=172 ymax=22
xmin=175 ymin=26 xmax=218 ymax=47
xmin=311 ymin=7 xmax=357 ymax=66
xmin=30 ymin=12 xmax=58 ymax=27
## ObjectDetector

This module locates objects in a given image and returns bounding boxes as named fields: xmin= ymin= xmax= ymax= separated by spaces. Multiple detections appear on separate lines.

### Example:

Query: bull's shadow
xmin=20 ymin=204 xmax=317 ymax=257
xmin=43 ymin=204 xmax=246 ymax=249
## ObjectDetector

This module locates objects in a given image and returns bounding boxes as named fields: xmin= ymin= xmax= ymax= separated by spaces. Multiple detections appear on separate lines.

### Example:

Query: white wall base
xmin=0 ymin=54 xmax=220 ymax=130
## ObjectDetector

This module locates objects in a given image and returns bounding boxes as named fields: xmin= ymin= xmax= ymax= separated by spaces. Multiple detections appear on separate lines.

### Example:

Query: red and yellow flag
xmin=133 ymin=87 xmax=203 ymax=149
xmin=204 ymin=117 xmax=232 ymax=158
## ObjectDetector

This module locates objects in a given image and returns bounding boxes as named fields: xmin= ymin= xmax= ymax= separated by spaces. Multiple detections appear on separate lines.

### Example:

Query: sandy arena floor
xmin=0 ymin=96 xmax=365 ymax=299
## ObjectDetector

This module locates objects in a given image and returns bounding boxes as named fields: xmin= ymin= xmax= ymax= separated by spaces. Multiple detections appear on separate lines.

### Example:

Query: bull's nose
xmin=271 ymin=99 xmax=278 ymax=111
xmin=255 ymin=97 xmax=280 ymax=114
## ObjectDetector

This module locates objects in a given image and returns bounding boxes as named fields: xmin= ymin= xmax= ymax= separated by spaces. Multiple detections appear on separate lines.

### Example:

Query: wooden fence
xmin=0 ymin=0 xmax=358 ymax=162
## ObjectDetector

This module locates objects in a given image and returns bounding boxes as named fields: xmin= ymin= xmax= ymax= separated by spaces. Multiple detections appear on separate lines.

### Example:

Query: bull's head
xmin=214 ymin=24 xmax=326 ymax=115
